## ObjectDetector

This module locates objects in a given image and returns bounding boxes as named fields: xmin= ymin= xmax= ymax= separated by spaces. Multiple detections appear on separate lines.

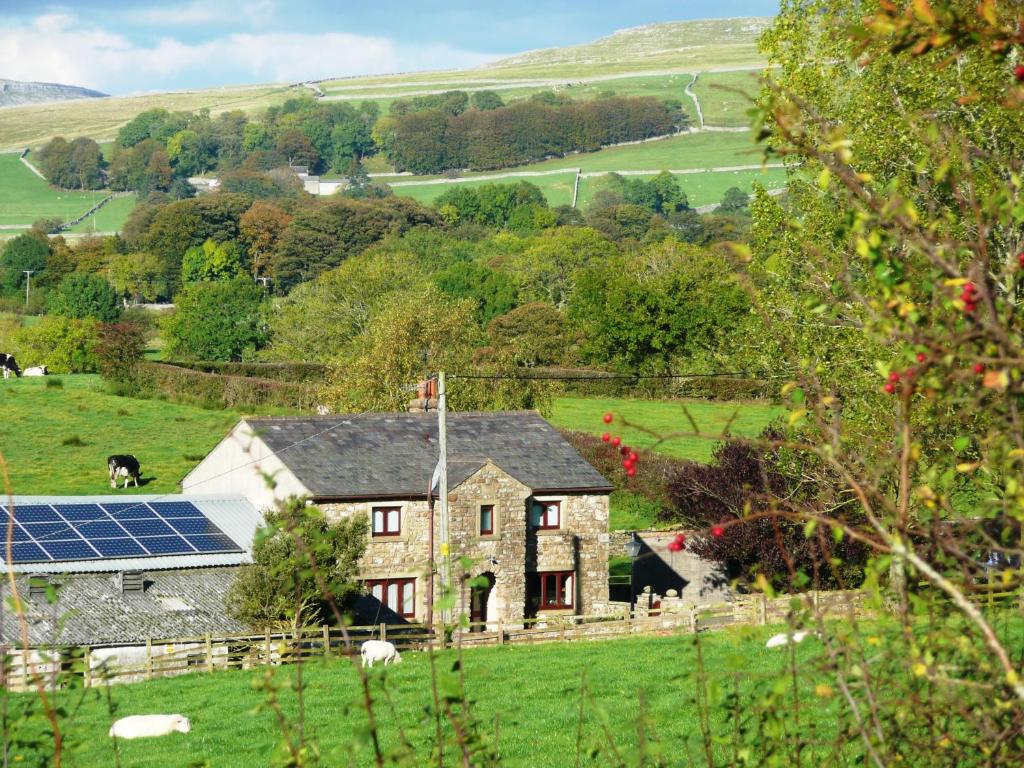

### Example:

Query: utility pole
xmin=23 ymin=270 xmax=34 ymax=307
xmin=437 ymin=371 xmax=451 ymax=624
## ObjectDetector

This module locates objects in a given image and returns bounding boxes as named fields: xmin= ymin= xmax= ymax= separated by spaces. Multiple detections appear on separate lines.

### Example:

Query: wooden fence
xmin=1 ymin=590 xmax=878 ymax=691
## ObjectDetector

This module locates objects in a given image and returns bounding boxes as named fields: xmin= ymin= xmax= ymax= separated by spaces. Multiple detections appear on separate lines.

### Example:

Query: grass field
xmin=0 ymin=85 xmax=296 ymax=152
xmin=0 ymin=153 xmax=100 ymax=229
xmin=65 ymin=193 xmax=139 ymax=234
xmin=0 ymin=376 xmax=245 ymax=495
xmin=6 ymin=626 xmax=841 ymax=767
xmin=549 ymin=396 xmax=783 ymax=463
xmin=389 ymin=165 xmax=785 ymax=210
xmin=692 ymin=70 xmax=762 ymax=127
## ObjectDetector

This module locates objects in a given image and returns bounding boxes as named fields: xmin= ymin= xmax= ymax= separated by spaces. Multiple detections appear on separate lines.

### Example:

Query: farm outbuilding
xmin=0 ymin=494 xmax=263 ymax=647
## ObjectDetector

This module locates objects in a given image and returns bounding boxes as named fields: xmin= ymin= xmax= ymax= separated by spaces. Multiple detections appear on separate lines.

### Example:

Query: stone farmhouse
xmin=182 ymin=411 xmax=614 ymax=628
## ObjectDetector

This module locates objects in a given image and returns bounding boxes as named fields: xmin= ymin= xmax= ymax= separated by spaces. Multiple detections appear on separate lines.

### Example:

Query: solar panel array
xmin=0 ymin=501 xmax=242 ymax=564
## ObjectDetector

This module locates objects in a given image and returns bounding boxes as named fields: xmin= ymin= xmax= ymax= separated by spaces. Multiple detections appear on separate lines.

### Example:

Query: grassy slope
xmin=9 ymin=628 xmax=840 ymax=767
xmin=0 ymin=376 xmax=242 ymax=495
xmin=0 ymin=153 xmax=98 ymax=228
xmin=390 ymin=165 xmax=785 ymax=209
xmin=0 ymin=85 xmax=296 ymax=152
xmin=548 ymin=396 xmax=783 ymax=463
xmin=65 ymin=193 xmax=139 ymax=234
xmin=692 ymin=70 xmax=762 ymax=127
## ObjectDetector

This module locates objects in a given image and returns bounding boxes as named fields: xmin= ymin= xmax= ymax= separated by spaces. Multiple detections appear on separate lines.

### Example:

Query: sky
xmin=0 ymin=1 xmax=778 ymax=95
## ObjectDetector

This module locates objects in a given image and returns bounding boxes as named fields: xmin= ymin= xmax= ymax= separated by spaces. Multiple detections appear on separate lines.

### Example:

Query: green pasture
xmin=6 ymin=627 xmax=846 ymax=767
xmin=0 ymin=153 xmax=98 ymax=229
xmin=548 ymin=396 xmax=783 ymax=463
xmin=692 ymin=70 xmax=762 ymax=127
xmin=388 ymin=171 xmax=577 ymax=207
xmin=576 ymin=166 xmax=787 ymax=209
xmin=388 ymin=165 xmax=786 ymax=210
xmin=0 ymin=375 xmax=243 ymax=495
xmin=66 ymin=193 xmax=139 ymax=233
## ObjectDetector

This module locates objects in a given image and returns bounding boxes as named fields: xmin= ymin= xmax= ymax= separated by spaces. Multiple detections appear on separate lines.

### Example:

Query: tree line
xmin=33 ymin=88 xmax=687 ymax=195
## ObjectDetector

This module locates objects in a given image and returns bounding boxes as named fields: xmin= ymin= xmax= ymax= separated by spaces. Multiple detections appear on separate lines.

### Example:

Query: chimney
xmin=408 ymin=376 xmax=439 ymax=412
xmin=118 ymin=570 xmax=145 ymax=594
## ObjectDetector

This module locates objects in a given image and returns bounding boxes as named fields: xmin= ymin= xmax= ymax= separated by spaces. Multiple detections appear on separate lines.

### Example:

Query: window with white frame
xmin=529 ymin=500 xmax=561 ymax=530
xmin=366 ymin=578 xmax=415 ymax=618
xmin=371 ymin=506 xmax=401 ymax=537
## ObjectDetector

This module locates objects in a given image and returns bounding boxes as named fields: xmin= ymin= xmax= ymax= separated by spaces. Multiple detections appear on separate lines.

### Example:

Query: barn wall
xmin=181 ymin=422 xmax=310 ymax=511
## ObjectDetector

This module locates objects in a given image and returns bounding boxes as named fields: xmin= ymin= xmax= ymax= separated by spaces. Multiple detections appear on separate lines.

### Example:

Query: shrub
xmin=96 ymin=322 xmax=148 ymax=385
xmin=47 ymin=272 xmax=122 ymax=322
xmin=227 ymin=500 xmax=368 ymax=629
xmin=665 ymin=432 xmax=867 ymax=590
xmin=129 ymin=363 xmax=320 ymax=410
xmin=1 ymin=316 xmax=102 ymax=373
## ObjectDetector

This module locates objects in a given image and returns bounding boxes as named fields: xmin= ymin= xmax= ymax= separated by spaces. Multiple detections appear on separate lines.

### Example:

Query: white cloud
xmin=126 ymin=0 xmax=277 ymax=27
xmin=0 ymin=13 xmax=494 ymax=94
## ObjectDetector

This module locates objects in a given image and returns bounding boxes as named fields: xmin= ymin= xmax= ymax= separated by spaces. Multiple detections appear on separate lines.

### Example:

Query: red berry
xmin=964 ymin=302 xmax=977 ymax=313
xmin=628 ymin=451 xmax=638 ymax=462
xmin=711 ymin=525 xmax=725 ymax=538
xmin=611 ymin=437 xmax=621 ymax=447
xmin=1017 ymin=252 xmax=1024 ymax=268
xmin=1015 ymin=64 xmax=1024 ymax=82
xmin=667 ymin=540 xmax=682 ymax=552
xmin=904 ymin=368 xmax=915 ymax=379
xmin=625 ymin=466 xmax=637 ymax=477
xmin=916 ymin=352 xmax=926 ymax=363
xmin=620 ymin=445 xmax=630 ymax=456
xmin=601 ymin=432 xmax=610 ymax=442
xmin=622 ymin=459 xmax=634 ymax=469
xmin=602 ymin=412 xmax=613 ymax=424
xmin=883 ymin=382 xmax=896 ymax=394
xmin=674 ymin=533 xmax=685 ymax=543
xmin=973 ymin=363 xmax=985 ymax=375
xmin=888 ymin=372 xmax=900 ymax=383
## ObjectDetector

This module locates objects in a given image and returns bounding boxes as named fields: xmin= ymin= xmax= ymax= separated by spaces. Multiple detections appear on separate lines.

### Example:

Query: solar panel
xmin=0 ymin=501 xmax=241 ymax=564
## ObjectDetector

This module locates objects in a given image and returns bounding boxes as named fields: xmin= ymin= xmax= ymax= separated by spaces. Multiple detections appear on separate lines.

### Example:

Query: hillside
xmin=0 ymin=18 xmax=768 ymax=151
xmin=0 ymin=78 xmax=107 ymax=108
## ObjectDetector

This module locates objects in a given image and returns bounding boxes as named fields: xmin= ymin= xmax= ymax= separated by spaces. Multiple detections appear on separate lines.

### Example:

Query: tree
xmin=505 ymin=226 xmax=618 ymax=306
xmin=180 ymin=239 xmax=245 ymax=283
xmin=718 ymin=186 xmax=749 ymax=214
xmin=107 ymin=252 xmax=169 ymax=303
xmin=163 ymin=277 xmax=267 ymax=361
xmin=485 ymin=302 xmax=576 ymax=366
xmin=434 ymin=260 xmax=518 ymax=323
xmin=227 ymin=500 xmax=367 ymax=628
xmin=36 ymin=137 xmax=104 ymax=190
xmin=96 ymin=321 xmax=147 ymax=385
xmin=471 ymin=91 xmax=504 ymax=111
xmin=0 ymin=234 xmax=48 ymax=295
xmin=239 ymin=201 xmax=293 ymax=281
xmin=47 ymin=273 xmax=121 ymax=322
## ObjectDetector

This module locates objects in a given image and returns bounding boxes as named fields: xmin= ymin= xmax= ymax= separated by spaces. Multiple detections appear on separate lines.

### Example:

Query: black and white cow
xmin=108 ymin=455 xmax=141 ymax=488
xmin=1 ymin=353 xmax=20 ymax=379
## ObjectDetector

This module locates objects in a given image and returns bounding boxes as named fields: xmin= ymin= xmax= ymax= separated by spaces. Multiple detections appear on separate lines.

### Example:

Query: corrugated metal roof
xmin=0 ymin=495 xmax=262 ymax=574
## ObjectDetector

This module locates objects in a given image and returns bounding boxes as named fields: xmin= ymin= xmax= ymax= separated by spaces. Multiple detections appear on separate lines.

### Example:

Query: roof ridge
xmin=247 ymin=410 xmax=544 ymax=423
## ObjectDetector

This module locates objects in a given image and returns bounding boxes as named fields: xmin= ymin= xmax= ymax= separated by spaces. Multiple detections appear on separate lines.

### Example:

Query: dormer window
xmin=530 ymin=500 xmax=560 ymax=530
xmin=371 ymin=506 xmax=401 ymax=537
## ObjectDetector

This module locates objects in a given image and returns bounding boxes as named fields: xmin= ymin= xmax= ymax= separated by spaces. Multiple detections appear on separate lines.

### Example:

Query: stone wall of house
xmin=321 ymin=460 xmax=610 ymax=627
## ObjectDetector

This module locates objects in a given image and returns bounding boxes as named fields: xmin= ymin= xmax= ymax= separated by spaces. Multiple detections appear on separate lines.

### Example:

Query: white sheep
xmin=765 ymin=630 xmax=814 ymax=649
xmin=109 ymin=714 xmax=191 ymax=739
xmin=360 ymin=639 xmax=401 ymax=667
xmin=22 ymin=366 xmax=47 ymax=376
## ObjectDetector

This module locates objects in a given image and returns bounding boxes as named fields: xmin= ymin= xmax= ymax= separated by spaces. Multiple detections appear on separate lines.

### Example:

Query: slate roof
xmin=245 ymin=411 xmax=613 ymax=500
xmin=1 ymin=567 xmax=245 ymax=645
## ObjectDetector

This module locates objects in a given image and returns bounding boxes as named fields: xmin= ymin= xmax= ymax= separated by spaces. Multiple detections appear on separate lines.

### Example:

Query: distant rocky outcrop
xmin=0 ymin=78 xmax=107 ymax=108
